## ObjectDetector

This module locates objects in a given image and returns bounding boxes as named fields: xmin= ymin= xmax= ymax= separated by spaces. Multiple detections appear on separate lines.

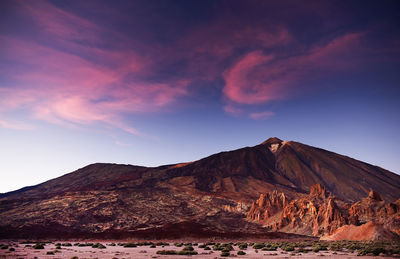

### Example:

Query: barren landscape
xmin=1 ymin=240 xmax=400 ymax=259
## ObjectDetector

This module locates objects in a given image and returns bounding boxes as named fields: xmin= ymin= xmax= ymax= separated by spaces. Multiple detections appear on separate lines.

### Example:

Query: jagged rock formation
xmin=247 ymin=184 xmax=347 ymax=236
xmin=247 ymin=185 xmax=400 ymax=240
xmin=1 ymin=137 xmax=399 ymax=239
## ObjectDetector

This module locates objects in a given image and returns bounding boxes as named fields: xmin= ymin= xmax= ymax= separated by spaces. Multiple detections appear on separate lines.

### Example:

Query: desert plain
xmin=1 ymin=239 xmax=399 ymax=259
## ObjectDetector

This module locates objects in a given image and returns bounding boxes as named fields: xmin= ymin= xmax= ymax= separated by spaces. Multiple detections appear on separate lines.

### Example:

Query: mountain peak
xmin=261 ymin=137 xmax=283 ymax=146
xmin=261 ymin=137 xmax=284 ymax=153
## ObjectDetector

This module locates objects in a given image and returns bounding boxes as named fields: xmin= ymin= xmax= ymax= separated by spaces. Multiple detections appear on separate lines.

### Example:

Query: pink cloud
xmin=249 ymin=111 xmax=275 ymax=120
xmin=223 ymin=104 xmax=243 ymax=115
xmin=0 ymin=1 xmax=194 ymax=134
xmin=19 ymin=0 xmax=101 ymax=44
xmin=222 ymin=32 xmax=364 ymax=105
xmin=0 ymin=34 xmax=188 ymax=134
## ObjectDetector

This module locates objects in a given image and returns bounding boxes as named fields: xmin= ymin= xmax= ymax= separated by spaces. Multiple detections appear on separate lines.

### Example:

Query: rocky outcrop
xmin=247 ymin=190 xmax=287 ymax=221
xmin=247 ymin=185 xmax=400 ymax=240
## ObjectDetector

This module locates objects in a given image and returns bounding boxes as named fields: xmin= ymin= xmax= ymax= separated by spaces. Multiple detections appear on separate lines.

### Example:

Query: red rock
xmin=247 ymin=185 xmax=400 ymax=240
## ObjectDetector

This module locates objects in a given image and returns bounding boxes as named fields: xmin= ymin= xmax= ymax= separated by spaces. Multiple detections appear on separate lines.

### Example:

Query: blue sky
xmin=0 ymin=0 xmax=399 ymax=193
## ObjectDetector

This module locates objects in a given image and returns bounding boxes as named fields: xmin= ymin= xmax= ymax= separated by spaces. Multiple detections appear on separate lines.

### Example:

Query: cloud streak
xmin=223 ymin=33 xmax=364 ymax=105
xmin=0 ymin=1 xmax=189 ymax=135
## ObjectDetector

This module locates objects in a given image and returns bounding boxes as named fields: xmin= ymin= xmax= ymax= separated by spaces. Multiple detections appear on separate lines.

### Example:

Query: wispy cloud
xmin=249 ymin=111 xmax=275 ymax=120
xmin=223 ymin=32 xmax=364 ymax=105
xmin=0 ymin=1 xmax=189 ymax=134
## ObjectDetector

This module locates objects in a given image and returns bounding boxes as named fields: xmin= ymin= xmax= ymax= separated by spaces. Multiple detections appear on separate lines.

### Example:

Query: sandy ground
xmin=0 ymin=241 xmax=397 ymax=259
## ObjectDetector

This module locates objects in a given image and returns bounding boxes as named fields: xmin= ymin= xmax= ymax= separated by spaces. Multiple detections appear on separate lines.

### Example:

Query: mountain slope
xmin=0 ymin=137 xmax=399 ymax=239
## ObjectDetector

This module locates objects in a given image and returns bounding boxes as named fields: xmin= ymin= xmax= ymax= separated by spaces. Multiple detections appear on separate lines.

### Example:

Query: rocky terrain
xmin=247 ymin=184 xmax=400 ymax=240
xmin=0 ymin=137 xmax=399 ymax=239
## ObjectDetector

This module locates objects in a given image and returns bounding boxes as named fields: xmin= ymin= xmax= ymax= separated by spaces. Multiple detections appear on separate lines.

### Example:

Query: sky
xmin=0 ymin=0 xmax=399 ymax=193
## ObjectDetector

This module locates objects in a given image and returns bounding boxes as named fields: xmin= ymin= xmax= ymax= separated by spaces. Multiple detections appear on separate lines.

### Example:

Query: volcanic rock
xmin=247 ymin=185 xmax=400 ymax=240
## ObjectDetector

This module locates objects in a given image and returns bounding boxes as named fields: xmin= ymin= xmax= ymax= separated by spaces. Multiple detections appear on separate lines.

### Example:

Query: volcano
xmin=1 ymin=137 xmax=399 ymax=239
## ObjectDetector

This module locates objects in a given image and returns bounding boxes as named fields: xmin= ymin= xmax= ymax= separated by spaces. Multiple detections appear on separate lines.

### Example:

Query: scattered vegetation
xmin=156 ymin=250 xmax=178 ymax=255
xmin=156 ymin=242 xmax=169 ymax=246
xmin=296 ymin=247 xmax=311 ymax=253
xmin=183 ymin=245 xmax=194 ymax=251
xmin=311 ymin=243 xmax=328 ymax=252
xmin=92 ymin=243 xmax=106 ymax=249
xmin=33 ymin=243 xmax=45 ymax=249
xmin=280 ymin=243 xmax=295 ymax=252
xmin=238 ymin=243 xmax=248 ymax=250
xmin=123 ymin=243 xmax=137 ymax=248
xmin=253 ymin=243 xmax=265 ymax=249
xmin=156 ymin=249 xmax=198 ymax=255
xmin=7 ymin=239 xmax=400 ymax=258
xmin=220 ymin=251 xmax=230 ymax=257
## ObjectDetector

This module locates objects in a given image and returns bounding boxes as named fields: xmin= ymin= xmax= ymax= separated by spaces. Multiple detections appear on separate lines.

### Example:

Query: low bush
xmin=33 ymin=244 xmax=44 ymax=249
xmin=183 ymin=246 xmax=194 ymax=251
xmin=238 ymin=243 xmax=247 ymax=250
xmin=328 ymin=242 xmax=343 ymax=251
xmin=221 ymin=251 xmax=230 ymax=257
xmin=280 ymin=243 xmax=295 ymax=252
xmin=156 ymin=250 xmax=177 ymax=255
xmin=92 ymin=243 xmax=106 ymax=249
xmin=156 ymin=249 xmax=198 ymax=255
xmin=253 ymin=243 xmax=265 ymax=249
xmin=312 ymin=244 xmax=328 ymax=253
xmin=262 ymin=243 xmax=278 ymax=251
xmin=213 ymin=245 xmax=223 ymax=251
xmin=9 ymin=247 xmax=15 ymax=251
xmin=358 ymin=246 xmax=386 ymax=256
xmin=237 ymin=250 xmax=246 ymax=255
xmin=296 ymin=247 xmax=311 ymax=253
xmin=123 ymin=243 xmax=137 ymax=248
xmin=46 ymin=251 xmax=54 ymax=255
